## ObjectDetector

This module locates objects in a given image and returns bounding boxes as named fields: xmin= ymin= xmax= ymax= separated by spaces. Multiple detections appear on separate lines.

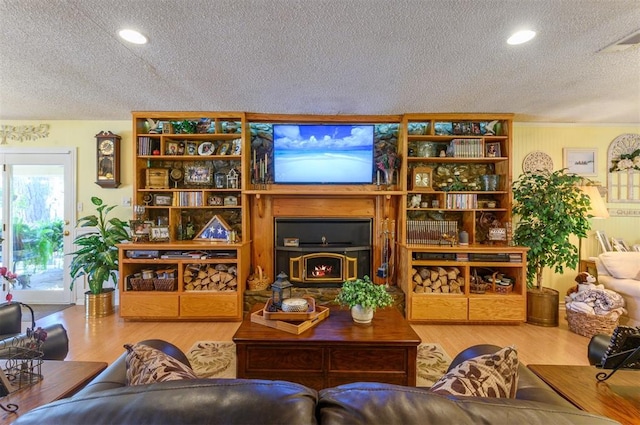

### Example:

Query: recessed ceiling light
xmin=507 ymin=30 xmax=536 ymax=45
xmin=119 ymin=29 xmax=148 ymax=45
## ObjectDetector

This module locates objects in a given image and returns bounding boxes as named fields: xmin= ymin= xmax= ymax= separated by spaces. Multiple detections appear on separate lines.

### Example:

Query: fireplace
xmin=275 ymin=218 xmax=372 ymax=286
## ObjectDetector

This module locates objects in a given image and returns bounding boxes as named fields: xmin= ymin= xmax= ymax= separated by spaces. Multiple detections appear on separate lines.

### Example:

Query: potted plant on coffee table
xmin=69 ymin=197 xmax=130 ymax=318
xmin=512 ymin=169 xmax=591 ymax=326
xmin=334 ymin=275 xmax=394 ymax=324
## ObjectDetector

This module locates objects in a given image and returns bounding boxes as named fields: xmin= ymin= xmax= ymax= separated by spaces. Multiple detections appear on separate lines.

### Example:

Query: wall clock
xmin=96 ymin=131 xmax=121 ymax=188
xmin=411 ymin=167 xmax=434 ymax=191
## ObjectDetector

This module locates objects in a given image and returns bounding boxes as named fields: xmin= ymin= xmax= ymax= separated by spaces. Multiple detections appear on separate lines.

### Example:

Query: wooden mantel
xmin=249 ymin=192 xmax=400 ymax=285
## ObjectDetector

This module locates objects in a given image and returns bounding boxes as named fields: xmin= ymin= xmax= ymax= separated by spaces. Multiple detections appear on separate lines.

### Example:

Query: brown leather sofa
xmin=0 ymin=302 xmax=69 ymax=361
xmin=13 ymin=340 xmax=618 ymax=425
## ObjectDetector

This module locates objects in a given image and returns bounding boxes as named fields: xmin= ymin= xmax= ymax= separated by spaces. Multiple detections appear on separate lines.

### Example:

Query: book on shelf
xmin=445 ymin=193 xmax=477 ymax=209
xmin=406 ymin=220 xmax=458 ymax=245
xmin=451 ymin=139 xmax=483 ymax=158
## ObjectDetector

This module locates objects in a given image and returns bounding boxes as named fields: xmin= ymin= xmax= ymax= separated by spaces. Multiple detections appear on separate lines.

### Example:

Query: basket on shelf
xmin=154 ymin=278 xmax=176 ymax=291
xmin=565 ymin=309 xmax=619 ymax=338
xmin=129 ymin=277 xmax=155 ymax=291
xmin=247 ymin=266 xmax=270 ymax=291
xmin=469 ymin=270 xmax=488 ymax=294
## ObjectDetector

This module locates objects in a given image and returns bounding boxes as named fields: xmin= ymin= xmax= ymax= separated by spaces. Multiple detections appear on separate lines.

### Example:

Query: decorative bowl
xmin=281 ymin=298 xmax=309 ymax=313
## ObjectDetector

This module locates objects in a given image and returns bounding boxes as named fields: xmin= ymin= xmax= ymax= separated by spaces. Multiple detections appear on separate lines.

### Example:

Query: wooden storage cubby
xmin=398 ymin=246 xmax=528 ymax=323
xmin=121 ymin=112 xmax=250 ymax=321
xmin=118 ymin=242 xmax=249 ymax=320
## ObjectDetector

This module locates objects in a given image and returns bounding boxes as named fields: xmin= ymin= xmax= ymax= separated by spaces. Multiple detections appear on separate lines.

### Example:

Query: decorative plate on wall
xmin=522 ymin=151 xmax=554 ymax=173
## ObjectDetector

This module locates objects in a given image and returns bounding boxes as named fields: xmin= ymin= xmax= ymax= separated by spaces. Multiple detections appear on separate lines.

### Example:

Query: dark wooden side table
xmin=1 ymin=360 xmax=107 ymax=422
xmin=233 ymin=306 xmax=421 ymax=390
xmin=528 ymin=364 xmax=639 ymax=425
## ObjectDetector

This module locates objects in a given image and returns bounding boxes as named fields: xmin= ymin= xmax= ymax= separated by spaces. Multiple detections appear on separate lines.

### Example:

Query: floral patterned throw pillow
xmin=429 ymin=346 xmax=519 ymax=398
xmin=125 ymin=343 xmax=198 ymax=386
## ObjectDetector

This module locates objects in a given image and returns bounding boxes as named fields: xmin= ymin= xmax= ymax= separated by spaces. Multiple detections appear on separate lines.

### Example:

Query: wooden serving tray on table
xmin=250 ymin=305 xmax=330 ymax=334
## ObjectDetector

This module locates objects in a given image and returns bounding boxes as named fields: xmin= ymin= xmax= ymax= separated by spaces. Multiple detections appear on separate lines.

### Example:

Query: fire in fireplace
xmin=290 ymin=253 xmax=357 ymax=283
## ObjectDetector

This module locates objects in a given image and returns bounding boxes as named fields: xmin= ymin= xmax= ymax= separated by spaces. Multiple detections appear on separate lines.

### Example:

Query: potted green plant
xmin=334 ymin=275 xmax=394 ymax=324
xmin=69 ymin=197 xmax=130 ymax=317
xmin=512 ymin=169 xmax=591 ymax=326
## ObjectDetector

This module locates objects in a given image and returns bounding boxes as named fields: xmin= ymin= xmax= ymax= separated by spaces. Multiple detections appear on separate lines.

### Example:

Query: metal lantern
xmin=271 ymin=272 xmax=292 ymax=309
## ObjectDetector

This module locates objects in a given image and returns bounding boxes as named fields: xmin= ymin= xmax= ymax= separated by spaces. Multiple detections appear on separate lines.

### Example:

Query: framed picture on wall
xmin=563 ymin=148 xmax=597 ymax=176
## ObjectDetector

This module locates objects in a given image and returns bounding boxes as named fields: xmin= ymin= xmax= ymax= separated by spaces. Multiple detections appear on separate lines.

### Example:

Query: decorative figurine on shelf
xmin=409 ymin=194 xmax=421 ymax=208
xmin=226 ymin=168 xmax=239 ymax=189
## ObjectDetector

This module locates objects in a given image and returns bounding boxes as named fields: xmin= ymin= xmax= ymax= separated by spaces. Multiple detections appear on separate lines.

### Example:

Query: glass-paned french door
xmin=0 ymin=148 xmax=76 ymax=304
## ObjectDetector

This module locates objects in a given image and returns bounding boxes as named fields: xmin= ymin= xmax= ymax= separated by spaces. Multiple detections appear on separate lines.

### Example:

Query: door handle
xmin=64 ymin=230 xmax=70 ymax=236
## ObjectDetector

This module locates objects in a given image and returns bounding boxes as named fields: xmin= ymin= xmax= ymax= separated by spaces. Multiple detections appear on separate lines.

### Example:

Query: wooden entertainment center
xmin=119 ymin=112 xmax=526 ymax=323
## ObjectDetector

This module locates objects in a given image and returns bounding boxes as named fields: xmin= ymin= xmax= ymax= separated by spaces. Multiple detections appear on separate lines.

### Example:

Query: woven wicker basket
xmin=247 ymin=266 xmax=269 ymax=291
xmin=566 ymin=309 xmax=619 ymax=338
xmin=154 ymin=278 xmax=176 ymax=291
xmin=130 ymin=278 xmax=154 ymax=291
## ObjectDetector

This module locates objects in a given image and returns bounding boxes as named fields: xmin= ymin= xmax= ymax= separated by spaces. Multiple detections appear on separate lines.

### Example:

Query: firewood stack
xmin=184 ymin=264 xmax=238 ymax=291
xmin=411 ymin=266 xmax=464 ymax=293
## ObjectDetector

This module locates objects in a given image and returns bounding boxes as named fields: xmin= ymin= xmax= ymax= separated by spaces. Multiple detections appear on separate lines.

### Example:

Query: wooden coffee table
xmin=528 ymin=364 xmax=640 ymax=425
xmin=0 ymin=360 xmax=107 ymax=422
xmin=233 ymin=306 xmax=420 ymax=390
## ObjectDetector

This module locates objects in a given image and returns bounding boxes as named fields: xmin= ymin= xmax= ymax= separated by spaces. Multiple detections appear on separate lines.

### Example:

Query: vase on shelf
xmin=379 ymin=168 xmax=394 ymax=188
xmin=350 ymin=305 xmax=374 ymax=324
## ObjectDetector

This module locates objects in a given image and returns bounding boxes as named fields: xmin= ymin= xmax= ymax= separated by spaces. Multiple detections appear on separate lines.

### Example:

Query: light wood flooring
xmin=38 ymin=305 xmax=592 ymax=367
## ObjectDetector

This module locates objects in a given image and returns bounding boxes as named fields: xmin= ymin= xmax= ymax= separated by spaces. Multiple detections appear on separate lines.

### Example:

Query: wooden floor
xmin=38 ymin=305 xmax=592 ymax=367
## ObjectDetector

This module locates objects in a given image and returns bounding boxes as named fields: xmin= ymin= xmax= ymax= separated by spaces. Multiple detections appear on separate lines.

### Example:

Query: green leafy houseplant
xmin=512 ymin=169 xmax=591 ymax=291
xmin=334 ymin=275 xmax=394 ymax=312
xmin=69 ymin=197 xmax=130 ymax=295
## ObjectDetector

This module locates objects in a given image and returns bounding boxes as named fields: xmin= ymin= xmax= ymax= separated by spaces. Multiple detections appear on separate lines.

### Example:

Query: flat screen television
xmin=273 ymin=124 xmax=374 ymax=184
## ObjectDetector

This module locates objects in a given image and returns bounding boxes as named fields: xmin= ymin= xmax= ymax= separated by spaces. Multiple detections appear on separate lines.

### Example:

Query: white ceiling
xmin=1 ymin=0 xmax=639 ymax=123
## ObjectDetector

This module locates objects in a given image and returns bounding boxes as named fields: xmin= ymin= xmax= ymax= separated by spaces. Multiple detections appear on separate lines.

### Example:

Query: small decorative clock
xmin=411 ymin=167 xmax=434 ymax=191
xmin=95 ymin=131 xmax=121 ymax=188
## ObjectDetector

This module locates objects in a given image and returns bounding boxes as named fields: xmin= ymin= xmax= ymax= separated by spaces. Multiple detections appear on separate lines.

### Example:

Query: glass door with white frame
xmin=0 ymin=148 xmax=76 ymax=304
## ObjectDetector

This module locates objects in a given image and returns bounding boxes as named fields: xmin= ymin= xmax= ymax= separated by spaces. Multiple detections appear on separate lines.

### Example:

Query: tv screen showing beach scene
xmin=273 ymin=124 xmax=374 ymax=184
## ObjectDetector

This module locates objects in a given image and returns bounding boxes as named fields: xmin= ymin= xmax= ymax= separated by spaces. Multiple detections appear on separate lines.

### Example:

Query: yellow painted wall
xmin=0 ymin=119 xmax=132 ymax=218
xmin=2 ymin=118 xmax=639 ymax=297
xmin=513 ymin=123 xmax=640 ymax=295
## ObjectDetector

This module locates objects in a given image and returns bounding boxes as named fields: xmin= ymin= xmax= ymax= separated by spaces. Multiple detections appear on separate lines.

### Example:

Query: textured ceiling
xmin=1 ymin=0 xmax=639 ymax=123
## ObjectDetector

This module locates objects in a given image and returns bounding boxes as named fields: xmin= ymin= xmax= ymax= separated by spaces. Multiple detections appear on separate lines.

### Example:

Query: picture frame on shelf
xmin=153 ymin=193 xmax=173 ymax=206
xmin=207 ymin=195 xmax=224 ymax=206
xmin=149 ymin=226 xmax=171 ymax=242
xmin=595 ymin=230 xmax=613 ymax=252
xmin=452 ymin=121 xmax=471 ymax=135
xmin=563 ymin=148 xmax=597 ymax=176
xmin=184 ymin=165 xmax=213 ymax=185
xmin=411 ymin=167 xmax=434 ymax=191
xmin=166 ymin=142 xmax=179 ymax=156
xmin=186 ymin=141 xmax=198 ymax=156
xmin=216 ymin=142 xmax=232 ymax=155
xmin=130 ymin=220 xmax=153 ymax=242
xmin=611 ymin=238 xmax=629 ymax=252
xmin=194 ymin=215 xmax=231 ymax=241
xmin=485 ymin=142 xmax=501 ymax=158
xmin=198 ymin=142 xmax=214 ymax=155
xmin=232 ymin=138 xmax=242 ymax=155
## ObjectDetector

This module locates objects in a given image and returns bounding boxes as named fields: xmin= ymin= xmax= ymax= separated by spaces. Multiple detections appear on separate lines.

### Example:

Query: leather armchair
xmin=588 ymin=334 xmax=611 ymax=366
xmin=0 ymin=302 xmax=69 ymax=360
